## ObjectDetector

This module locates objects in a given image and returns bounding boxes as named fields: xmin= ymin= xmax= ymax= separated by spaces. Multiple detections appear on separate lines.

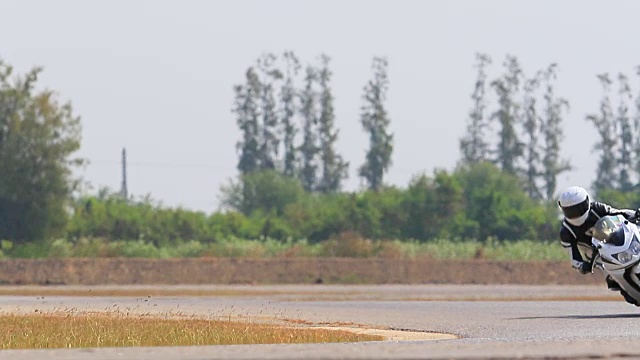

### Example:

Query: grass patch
xmin=413 ymin=238 xmax=567 ymax=261
xmin=0 ymin=312 xmax=383 ymax=349
xmin=1 ymin=236 xmax=566 ymax=261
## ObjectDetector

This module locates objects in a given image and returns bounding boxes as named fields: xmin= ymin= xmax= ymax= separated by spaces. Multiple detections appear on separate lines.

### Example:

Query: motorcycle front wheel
xmin=619 ymin=289 xmax=640 ymax=306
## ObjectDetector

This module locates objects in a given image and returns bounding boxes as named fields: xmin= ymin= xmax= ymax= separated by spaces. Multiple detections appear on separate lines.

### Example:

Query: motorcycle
xmin=590 ymin=214 xmax=640 ymax=305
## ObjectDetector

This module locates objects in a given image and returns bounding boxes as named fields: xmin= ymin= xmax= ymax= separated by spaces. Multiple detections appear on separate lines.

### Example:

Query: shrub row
xmin=67 ymin=163 xmax=561 ymax=246
xmin=0 ymin=234 xmax=566 ymax=260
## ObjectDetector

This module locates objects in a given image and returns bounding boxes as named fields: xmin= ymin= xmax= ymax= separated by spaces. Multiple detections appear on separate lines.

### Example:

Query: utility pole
xmin=120 ymin=147 xmax=128 ymax=200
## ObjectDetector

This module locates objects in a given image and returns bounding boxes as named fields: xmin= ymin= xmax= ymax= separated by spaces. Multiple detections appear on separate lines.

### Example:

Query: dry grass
xmin=0 ymin=287 xmax=289 ymax=297
xmin=0 ymin=286 xmax=367 ymax=298
xmin=0 ymin=312 xmax=383 ymax=349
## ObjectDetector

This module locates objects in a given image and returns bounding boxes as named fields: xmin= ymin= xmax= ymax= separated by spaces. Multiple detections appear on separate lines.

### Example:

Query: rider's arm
xmin=560 ymin=228 xmax=584 ymax=269
xmin=592 ymin=202 xmax=636 ymax=219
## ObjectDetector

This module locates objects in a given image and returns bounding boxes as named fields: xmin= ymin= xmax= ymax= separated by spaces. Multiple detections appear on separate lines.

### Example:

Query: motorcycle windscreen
xmin=592 ymin=215 xmax=625 ymax=244
xmin=605 ymin=227 xmax=626 ymax=246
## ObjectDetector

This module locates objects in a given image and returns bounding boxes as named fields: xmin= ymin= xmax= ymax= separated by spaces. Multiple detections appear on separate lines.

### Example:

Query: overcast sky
xmin=3 ymin=0 xmax=640 ymax=212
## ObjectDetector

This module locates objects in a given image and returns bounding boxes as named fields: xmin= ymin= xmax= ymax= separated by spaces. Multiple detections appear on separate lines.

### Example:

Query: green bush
xmin=321 ymin=231 xmax=376 ymax=258
xmin=54 ymin=164 xmax=568 ymax=258
xmin=171 ymin=240 xmax=206 ymax=257
xmin=113 ymin=240 xmax=162 ymax=258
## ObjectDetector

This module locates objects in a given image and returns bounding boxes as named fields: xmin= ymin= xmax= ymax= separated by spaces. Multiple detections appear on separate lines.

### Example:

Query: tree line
xmin=68 ymin=163 xmax=557 ymax=246
xmin=231 ymin=52 xmax=573 ymax=205
xmin=458 ymin=55 xmax=640 ymax=204
xmin=2 ymin=53 xmax=640 ymax=246
xmin=459 ymin=53 xmax=570 ymax=201
xmin=588 ymin=72 xmax=640 ymax=193
xmin=217 ymin=52 xmax=567 ymax=243
xmin=232 ymin=52 xmax=392 ymax=193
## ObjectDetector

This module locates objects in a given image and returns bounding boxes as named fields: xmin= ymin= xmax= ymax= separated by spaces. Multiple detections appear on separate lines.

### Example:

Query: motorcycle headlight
xmin=615 ymin=235 xmax=640 ymax=264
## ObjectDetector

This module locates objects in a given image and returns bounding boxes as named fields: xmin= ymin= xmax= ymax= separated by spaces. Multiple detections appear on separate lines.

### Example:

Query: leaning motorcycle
xmin=590 ymin=214 xmax=640 ymax=305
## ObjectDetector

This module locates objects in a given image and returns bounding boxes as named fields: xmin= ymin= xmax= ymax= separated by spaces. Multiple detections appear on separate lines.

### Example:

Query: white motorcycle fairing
xmin=591 ymin=215 xmax=640 ymax=304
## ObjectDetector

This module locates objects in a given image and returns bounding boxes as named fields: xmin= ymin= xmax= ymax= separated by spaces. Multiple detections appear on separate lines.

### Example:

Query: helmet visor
xmin=560 ymin=197 xmax=590 ymax=219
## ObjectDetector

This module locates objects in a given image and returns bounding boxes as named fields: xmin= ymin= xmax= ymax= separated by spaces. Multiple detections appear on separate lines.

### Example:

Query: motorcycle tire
xmin=620 ymin=289 xmax=640 ymax=306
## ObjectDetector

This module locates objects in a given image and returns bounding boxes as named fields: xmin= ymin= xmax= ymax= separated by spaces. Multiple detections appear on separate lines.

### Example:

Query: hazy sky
xmin=3 ymin=0 xmax=640 ymax=212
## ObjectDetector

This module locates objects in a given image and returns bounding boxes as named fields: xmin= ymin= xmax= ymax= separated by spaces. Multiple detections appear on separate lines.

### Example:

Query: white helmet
xmin=558 ymin=186 xmax=590 ymax=226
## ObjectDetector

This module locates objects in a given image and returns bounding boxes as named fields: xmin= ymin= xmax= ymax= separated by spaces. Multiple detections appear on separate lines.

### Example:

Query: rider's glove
xmin=578 ymin=262 xmax=593 ymax=274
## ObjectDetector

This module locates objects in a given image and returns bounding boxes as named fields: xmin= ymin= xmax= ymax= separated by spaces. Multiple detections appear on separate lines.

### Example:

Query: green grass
xmin=413 ymin=238 xmax=567 ymax=261
xmin=0 ymin=236 xmax=566 ymax=261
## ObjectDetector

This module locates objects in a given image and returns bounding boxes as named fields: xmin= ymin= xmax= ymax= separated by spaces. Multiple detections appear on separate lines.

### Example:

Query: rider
xmin=557 ymin=185 xmax=638 ymax=290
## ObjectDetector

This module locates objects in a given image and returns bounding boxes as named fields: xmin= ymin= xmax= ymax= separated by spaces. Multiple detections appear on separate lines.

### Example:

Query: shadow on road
xmin=512 ymin=313 xmax=640 ymax=320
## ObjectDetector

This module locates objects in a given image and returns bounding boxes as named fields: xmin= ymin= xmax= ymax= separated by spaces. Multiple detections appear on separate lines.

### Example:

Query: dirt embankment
xmin=0 ymin=258 xmax=603 ymax=285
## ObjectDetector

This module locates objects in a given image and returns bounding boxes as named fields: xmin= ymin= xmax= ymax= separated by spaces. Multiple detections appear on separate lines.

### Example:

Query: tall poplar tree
xmin=359 ymin=57 xmax=393 ymax=191
xmin=588 ymin=73 xmax=618 ymax=193
xmin=317 ymin=54 xmax=348 ymax=193
xmin=280 ymin=51 xmax=300 ymax=178
xmin=298 ymin=66 xmax=320 ymax=192
xmin=521 ymin=73 xmax=543 ymax=200
xmin=256 ymin=53 xmax=281 ymax=171
xmin=491 ymin=55 xmax=523 ymax=175
xmin=616 ymin=73 xmax=633 ymax=191
xmin=634 ymin=66 xmax=640 ymax=185
xmin=460 ymin=53 xmax=492 ymax=165
xmin=233 ymin=67 xmax=261 ymax=174
xmin=540 ymin=64 xmax=570 ymax=200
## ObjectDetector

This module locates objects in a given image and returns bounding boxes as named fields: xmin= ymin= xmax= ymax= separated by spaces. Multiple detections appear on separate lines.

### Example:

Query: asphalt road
xmin=2 ymin=284 xmax=640 ymax=359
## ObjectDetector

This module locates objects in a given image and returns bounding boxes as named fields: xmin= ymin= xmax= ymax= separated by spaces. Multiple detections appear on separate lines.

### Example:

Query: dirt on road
xmin=0 ymin=258 xmax=603 ymax=285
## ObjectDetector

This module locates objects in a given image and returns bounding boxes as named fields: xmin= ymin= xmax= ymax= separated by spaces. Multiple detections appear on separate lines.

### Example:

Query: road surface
xmin=0 ymin=284 xmax=640 ymax=359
